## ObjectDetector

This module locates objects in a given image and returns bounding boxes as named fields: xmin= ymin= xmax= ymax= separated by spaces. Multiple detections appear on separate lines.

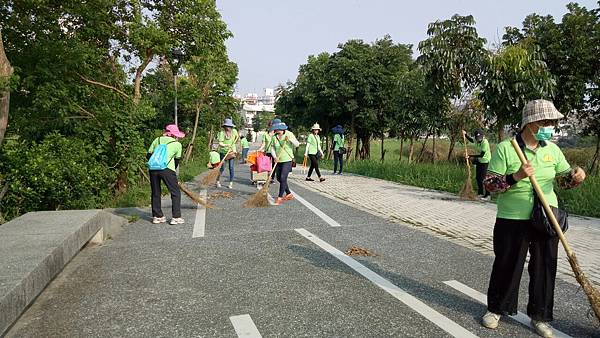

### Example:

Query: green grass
xmin=297 ymin=139 xmax=600 ymax=218
xmin=106 ymin=153 xmax=208 ymax=209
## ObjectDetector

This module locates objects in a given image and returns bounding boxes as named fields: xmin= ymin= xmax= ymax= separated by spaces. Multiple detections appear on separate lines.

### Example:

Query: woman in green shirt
xmin=481 ymin=100 xmax=586 ymax=337
xmin=240 ymin=134 xmax=250 ymax=164
xmin=462 ymin=129 xmax=492 ymax=200
xmin=270 ymin=121 xmax=300 ymax=205
xmin=217 ymin=118 xmax=239 ymax=189
xmin=304 ymin=123 xmax=325 ymax=182
xmin=332 ymin=125 xmax=345 ymax=175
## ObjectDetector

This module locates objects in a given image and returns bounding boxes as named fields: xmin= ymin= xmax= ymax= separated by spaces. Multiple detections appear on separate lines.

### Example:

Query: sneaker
xmin=216 ymin=181 xmax=222 ymax=188
xmin=152 ymin=216 xmax=166 ymax=224
xmin=306 ymin=177 xmax=314 ymax=181
xmin=338 ymin=172 xmax=343 ymax=176
xmin=481 ymin=311 xmax=501 ymax=329
xmin=319 ymin=177 xmax=326 ymax=182
xmin=283 ymin=193 xmax=295 ymax=201
xmin=532 ymin=320 xmax=554 ymax=338
xmin=170 ymin=218 xmax=185 ymax=225
xmin=228 ymin=182 xmax=233 ymax=189
xmin=480 ymin=196 xmax=491 ymax=201
xmin=274 ymin=198 xmax=284 ymax=205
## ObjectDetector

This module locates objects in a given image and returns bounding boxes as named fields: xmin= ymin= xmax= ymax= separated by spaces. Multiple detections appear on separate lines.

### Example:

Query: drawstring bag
xmin=147 ymin=137 xmax=175 ymax=170
xmin=531 ymin=191 xmax=569 ymax=237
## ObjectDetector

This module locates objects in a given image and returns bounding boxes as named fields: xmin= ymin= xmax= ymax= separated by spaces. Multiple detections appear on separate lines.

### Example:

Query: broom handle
xmin=215 ymin=136 xmax=239 ymax=168
xmin=510 ymin=139 xmax=574 ymax=257
xmin=462 ymin=132 xmax=472 ymax=175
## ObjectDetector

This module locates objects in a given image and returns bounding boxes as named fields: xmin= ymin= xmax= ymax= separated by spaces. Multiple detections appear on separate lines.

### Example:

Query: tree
xmin=0 ymin=30 xmax=13 ymax=148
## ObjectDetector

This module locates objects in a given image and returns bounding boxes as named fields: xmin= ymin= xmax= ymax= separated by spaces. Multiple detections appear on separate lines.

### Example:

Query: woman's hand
xmin=514 ymin=160 xmax=535 ymax=181
xmin=572 ymin=166 xmax=586 ymax=183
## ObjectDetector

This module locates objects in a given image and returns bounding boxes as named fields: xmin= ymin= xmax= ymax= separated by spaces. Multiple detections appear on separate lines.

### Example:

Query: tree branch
xmin=78 ymin=74 xmax=130 ymax=100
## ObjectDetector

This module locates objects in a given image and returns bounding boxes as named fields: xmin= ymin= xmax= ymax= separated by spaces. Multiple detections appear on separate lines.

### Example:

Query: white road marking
xmin=295 ymin=228 xmax=478 ymax=338
xmin=289 ymin=190 xmax=341 ymax=227
xmin=443 ymin=280 xmax=571 ymax=338
xmin=229 ymin=314 xmax=262 ymax=338
xmin=192 ymin=190 xmax=207 ymax=238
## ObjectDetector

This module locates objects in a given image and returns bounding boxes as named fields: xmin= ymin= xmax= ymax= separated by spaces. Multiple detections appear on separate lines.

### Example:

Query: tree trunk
xmin=380 ymin=132 xmax=385 ymax=162
xmin=408 ymin=138 xmax=415 ymax=164
xmin=432 ymin=131 xmax=436 ymax=164
xmin=133 ymin=50 xmax=153 ymax=104
xmin=447 ymin=131 xmax=457 ymax=161
xmin=185 ymin=104 xmax=201 ymax=162
xmin=0 ymin=30 xmax=13 ymax=148
xmin=417 ymin=132 xmax=431 ymax=162
xmin=355 ymin=137 xmax=360 ymax=160
xmin=589 ymin=134 xmax=600 ymax=175
xmin=399 ymin=135 xmax=404 ymax=161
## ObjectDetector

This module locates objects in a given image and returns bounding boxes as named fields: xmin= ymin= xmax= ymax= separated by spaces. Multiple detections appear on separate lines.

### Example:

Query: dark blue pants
xmin=219 ymin=153 xmax=234 ymax=182
xmin=333 ymin=151 xmax=343 ymax=173
xmin=276 ymin=161 xmax=293 ymax=198
xmin=149 ymin=169 xmax=181 ymax=218
xmin=241 ymin=148 xmax=249 ymax=162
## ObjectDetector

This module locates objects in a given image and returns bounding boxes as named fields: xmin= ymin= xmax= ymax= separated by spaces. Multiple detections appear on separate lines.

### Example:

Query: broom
xmin=178 ymin=182 xmax=213 ymax=208
xmin=244 ymin=140 xmax=287 ymax=208
xmin=459 ymin=132 xmax=476 ymax=200
xmin=511 ymin=139 xmax=600 ymax=323
xmin=201 ymin=136 xmax=239 ymax=186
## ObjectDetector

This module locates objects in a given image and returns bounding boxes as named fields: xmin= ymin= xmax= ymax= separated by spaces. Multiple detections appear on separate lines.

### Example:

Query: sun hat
xmin=164 ymin=124 xmax=185 ymax=138
xmin=332 ymin=125 xmax=344 ymax=134
xmin=222 ymin=118 xmax=236 ymax=128
xmin=521 ymin=99 xmax=564 ymax=128
xmin=272 ymin=122 xmax=288 ymax=131
xmin=310 ymin=123 xmax=321 ymax=131
xmin=474 ymin=129 xmax=484 ymax=138
xmin=210 ymin=143 xmax=219 ymax=150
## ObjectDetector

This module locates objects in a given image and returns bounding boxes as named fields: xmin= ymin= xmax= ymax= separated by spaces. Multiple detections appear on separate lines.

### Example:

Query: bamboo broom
xmin=511 ymin=139 xmax=600 ymax=323
xmin=459 ymin=131 xmax=476 ymax=200
xmin=244 ymin=138 xmax=287 ymax=208
xmin=178 ymin=182 xmax=213 ymax=208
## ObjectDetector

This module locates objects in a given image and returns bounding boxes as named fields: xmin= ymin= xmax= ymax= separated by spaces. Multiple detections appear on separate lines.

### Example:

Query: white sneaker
xmin=216 ymin=181 xmax=221 ymax=188
xmin=228 ymin=182 xmax=233 ymax=189
xmin=152 ymin=216 xmax=166 ymax=224
xmin=532 ymin=320 xmax=554 ymax=338
xmin=170 ymin=218 xmax=185 ymax=225
xmin=481 ymin=311 xmax=501 ymax=329
xmin=480 ymin=196 xmax=491 ymax=201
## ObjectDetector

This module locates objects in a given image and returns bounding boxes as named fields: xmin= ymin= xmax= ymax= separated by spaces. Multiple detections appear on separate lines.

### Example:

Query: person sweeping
xmin=462 ymin=128 xmax=491 ymax=200
xmin=217 ymin=118 xmax=239 ymax=189
xmin=270 ymin=121 xmax=299 ymax=205
xmin=147 ymin=124 xmax=185 ymax=225
xmin=240 ymin=134 xmax=250 ymax=164
xmin=332 ymin=125 xmax=345 ymax=175
xmin=305 ymin=123 xmax=325 ymax=182
xmin=481 ymin=99 xmax=586 ymax=337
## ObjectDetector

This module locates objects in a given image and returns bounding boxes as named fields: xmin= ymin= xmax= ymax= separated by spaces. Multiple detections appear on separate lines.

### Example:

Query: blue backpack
xmin=147 ymin=137 xmax=176 ymax=170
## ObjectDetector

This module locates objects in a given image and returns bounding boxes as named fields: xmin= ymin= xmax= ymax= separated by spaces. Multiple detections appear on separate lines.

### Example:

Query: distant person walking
xmin=217 ymin=118 xmax=239 ymax=189
xmin=270 ymin=122 xmax=300 ymax=205
xmin=481 ymin=99 xmax=586 ymax=338
xmin=332 ymin=125 xmax=345 ymax=175
xmin=147 ymin=124 xmax=185 ymax=225
xmin=305 ymin=123 xmax=325 ymax=182
xmin=259 ymin=119 xmax=279 ymax=168
xmin=462 ymin=129 xmax=491 ymax=200
xmin=240 ymin=134 xmax=250 ymax=164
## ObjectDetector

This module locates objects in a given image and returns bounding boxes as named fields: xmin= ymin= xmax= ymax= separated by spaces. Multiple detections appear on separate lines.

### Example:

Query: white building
xmin=238 ymin=88 xmax=276 ymax=133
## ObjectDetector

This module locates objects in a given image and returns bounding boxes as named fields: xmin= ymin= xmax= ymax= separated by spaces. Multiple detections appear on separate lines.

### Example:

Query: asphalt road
xmin=6 ymin=162 xmax=600 ymax=337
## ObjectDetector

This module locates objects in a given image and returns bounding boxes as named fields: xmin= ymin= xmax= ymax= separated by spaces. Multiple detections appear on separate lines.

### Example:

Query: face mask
xmin=534 ymin=126 xmax=555 ymax=141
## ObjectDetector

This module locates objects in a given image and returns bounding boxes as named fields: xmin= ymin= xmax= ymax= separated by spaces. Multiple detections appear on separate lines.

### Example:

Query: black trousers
xmin=475 ymin=162 xmax=490 ymax=197
xmin=149 ymin=169 xmax=181 ymax=218
xmin=276 ymin=161 xmax=293 ymax=198
xmin=307 ymin=154 xmax=321 ymax=178
xmin=333 ymin=151 xmax=343 ymax=173
xmin=487 ymin=218 xmax=559 ymax=321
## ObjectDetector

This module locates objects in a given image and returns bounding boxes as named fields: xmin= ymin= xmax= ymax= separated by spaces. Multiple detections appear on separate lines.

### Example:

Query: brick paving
xmin=290 ymin=170 xmax=600 ymax=286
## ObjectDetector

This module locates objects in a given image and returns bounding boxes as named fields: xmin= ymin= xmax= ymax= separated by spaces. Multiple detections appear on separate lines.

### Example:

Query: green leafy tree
xmin=0 ymin=30 xmax=13 ymax=148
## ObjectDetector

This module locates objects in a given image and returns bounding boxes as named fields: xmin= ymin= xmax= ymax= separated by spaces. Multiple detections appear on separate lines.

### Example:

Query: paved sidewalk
xmin=290 ymin=170 xmax=600 ymax=286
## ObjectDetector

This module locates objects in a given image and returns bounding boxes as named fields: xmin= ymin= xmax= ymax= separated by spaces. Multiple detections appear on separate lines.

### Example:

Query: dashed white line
xmin=295 ymin=228 xmax=478 ymax=338
xmin=289 ymin=190 xmax=341 ymax=227
xmin=443 ymin=280 xmax=571 ymax=338
xmin=230 ymin=314 xmax=262 ymax=338
xmin=192 ymin=190 xmax=207 ymax=238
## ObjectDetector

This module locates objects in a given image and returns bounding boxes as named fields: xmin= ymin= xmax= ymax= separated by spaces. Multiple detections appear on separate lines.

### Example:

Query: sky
xmin=217 ymin=0 xmax=598 ymax=95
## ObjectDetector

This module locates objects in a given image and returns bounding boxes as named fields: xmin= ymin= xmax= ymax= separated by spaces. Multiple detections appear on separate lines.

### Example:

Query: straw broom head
xmin=243 ymin=182 xmax=271 ymax=208
xmin=459 ymin=178 xmax=476 ymax=200
xmin=569 ymin=254 xmax=600 ymax=323
xmin=201 ymin=166 xmax=222 ymax=186
xmin=178 ymin=182 xmax=213 ymax=208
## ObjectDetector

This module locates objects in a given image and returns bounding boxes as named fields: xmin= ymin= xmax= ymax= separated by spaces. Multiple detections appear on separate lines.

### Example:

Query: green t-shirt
xmin=148 ymin=136 xmax=182 ymax=172
xmin=271 ymin=131 xmax=299 ymax=163
xmin=209 ymin=151 xmax=221 ymax=164
xmin=475 ymin=139 xmax=491 ymax=164
xmin=262 ymin=132 xmax=272 ymax=150
xmin=217 ymin=129 xmax=239 ymax=154
xmin=488 ymin=139 xmax=571 ymax=220
xmin=307 ymin=133 xmax=322 ymax=155
xmin=241 ymin=138 xmax=250 ymax=149
xmin=333 ymin=134 xmax=344 ymax=151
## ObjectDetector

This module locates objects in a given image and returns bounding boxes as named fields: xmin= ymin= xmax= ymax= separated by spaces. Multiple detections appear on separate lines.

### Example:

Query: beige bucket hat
xmin=310 ymin=123 xmax=322 ymax=131
xmin=521 ymin=99 xmax=564 ymax=127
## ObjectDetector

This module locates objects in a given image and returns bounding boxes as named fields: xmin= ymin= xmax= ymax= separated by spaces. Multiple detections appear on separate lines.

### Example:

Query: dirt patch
xmin=345 ymin=246 xmax=377 ymax=257
xmin=209 ymin=191 xmax=234 ymax=200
